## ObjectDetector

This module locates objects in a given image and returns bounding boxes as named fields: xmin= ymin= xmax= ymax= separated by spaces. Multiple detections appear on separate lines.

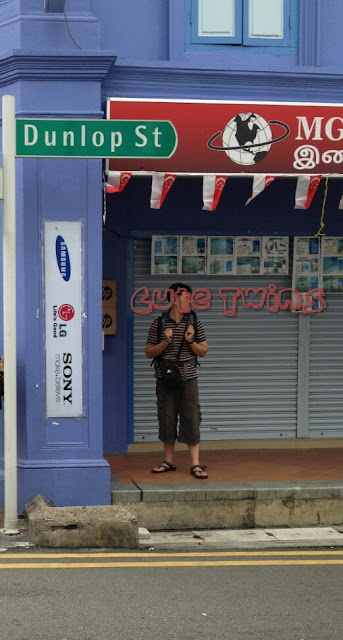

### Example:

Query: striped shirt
xmin=147 ymin=313 xmax=206 ymax=380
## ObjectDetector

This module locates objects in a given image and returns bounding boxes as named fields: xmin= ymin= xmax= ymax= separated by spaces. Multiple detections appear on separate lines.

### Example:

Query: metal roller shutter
xmin=133 ymin=239 xmax=299 ymax=442
xmin=309 ymin=295 xmax=343 ymax=437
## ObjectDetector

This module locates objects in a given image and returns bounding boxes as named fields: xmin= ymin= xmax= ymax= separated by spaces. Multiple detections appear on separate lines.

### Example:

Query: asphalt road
xmin=1 ymin=549 xmax=343 ymax=640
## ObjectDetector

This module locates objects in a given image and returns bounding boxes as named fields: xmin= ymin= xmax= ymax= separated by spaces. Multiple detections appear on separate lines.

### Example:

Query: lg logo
xmin=58 ymin=304 xmax=75 ymax=322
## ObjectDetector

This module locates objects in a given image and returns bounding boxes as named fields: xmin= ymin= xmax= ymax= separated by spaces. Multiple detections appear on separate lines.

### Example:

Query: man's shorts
xmin=155 ymin=378 xmax=202 ymax=445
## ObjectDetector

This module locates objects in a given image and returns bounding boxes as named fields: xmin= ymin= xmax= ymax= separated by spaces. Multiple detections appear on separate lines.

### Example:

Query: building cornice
xmin=102 ymin=64 xmax=343 ymax=103
xmin=0 ymin=49 xmax=116 ymax=87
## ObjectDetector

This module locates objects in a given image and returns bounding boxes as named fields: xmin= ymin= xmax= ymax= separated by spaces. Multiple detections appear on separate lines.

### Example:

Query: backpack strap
xmin=189 ymin=310 xmax=200 ymax=367
xmin=189 ymin=310 xmax=198 ymax=342
xmin=0 ymin=371 xmax=3 ymax=410
xmin=151 ymin=312 xmax=169 ymax=369
xmin=157 ymin=311 xmax=169 ymax=342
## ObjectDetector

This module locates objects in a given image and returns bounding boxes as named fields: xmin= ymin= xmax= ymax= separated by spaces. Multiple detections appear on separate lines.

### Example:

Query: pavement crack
xmin=130 ymin=478 xmax=144 ymax=502
xmin=192 ymin=534 xmax=204 ymax=540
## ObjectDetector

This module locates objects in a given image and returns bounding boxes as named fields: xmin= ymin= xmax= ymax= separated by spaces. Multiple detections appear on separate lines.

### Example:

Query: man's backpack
xmin=151 ymin=310 xmax=199 ymax=373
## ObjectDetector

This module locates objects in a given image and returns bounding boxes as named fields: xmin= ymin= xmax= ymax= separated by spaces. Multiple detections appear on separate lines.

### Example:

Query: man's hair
xmin=167 ymin=282 xmax=192 ymax=302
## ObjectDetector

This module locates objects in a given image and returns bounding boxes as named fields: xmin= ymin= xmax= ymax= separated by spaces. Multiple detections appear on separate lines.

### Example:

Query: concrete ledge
xmin=140 ymin=527 xmax=343 ymax=551
xmin=128 ymin=439 xmax=343 ymax=452
xmin=110 ymin=478 xmax=142 ymax=503
xmin=25 ymin=495 xmax=139 ymax=548
xmin=112 ymin=482 xmax=343 ymax=531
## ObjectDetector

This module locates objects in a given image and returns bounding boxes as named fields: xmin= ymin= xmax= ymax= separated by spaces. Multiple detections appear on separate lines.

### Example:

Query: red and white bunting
xmin=295 ymin=175 xmax=322 ymax=209
xmin=245 ymin=175 xmax=276 ymax=205
xmin=105 ymin=171 xmax=132 ymax=193
xmin=202 ymin=175 xmax=227 ymax=211
xmin=150 ymin=173 xmax=176 ymax=209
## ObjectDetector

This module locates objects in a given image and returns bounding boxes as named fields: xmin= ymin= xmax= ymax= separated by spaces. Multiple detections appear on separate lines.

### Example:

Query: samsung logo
xmin=55 ymin=235 xmax=71 ymax=282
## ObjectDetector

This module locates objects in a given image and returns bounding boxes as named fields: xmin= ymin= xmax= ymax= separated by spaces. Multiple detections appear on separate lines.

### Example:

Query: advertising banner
xmin=107 ymin=98 xmax=343 ymax=175
xmin=102 ymin=280 xmax=117 ymax=335
xmin=44 ymin=221 xmax=83 ymax=417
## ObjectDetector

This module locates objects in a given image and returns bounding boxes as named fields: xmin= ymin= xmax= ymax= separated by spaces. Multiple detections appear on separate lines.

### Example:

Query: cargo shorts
xmin=156 ymin=378 xmax=202 ymax=446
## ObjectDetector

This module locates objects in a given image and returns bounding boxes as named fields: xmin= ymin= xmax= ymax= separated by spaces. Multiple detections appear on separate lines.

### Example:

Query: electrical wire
xmin=102 ymin=173 xmax=133 ymax=238
xmin=63 ymin=1 xmax=82 ymax=50
xmin=103 ymin=178 xmax=107 ymax=225
xmin=103 ymin=227 xmax=133 ymax=240
xmin=315 ymin=177 xmax=329 ymax=237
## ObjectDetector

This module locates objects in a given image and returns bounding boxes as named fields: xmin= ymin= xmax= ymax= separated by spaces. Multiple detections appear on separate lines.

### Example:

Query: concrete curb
xmin=138 ymin=527 xmax=343 ymax=551
xmin=111 ymin=479 xmax=343 ymax=530
xmin=25 ymin=494 xmax=139 ymax=548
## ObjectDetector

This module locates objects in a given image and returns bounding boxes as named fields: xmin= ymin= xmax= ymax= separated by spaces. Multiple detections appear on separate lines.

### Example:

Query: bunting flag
xmin=295 ymin=175 xmax=322 ymax=209
xmin=150 ymin=173 xmax=176 ymax=209
xmin=245 ymin=175 xmax=276 ymax=205
xmin=105 ymin=171 xmax=132 ymax=193
xmin=102 ymin=172 xmax=335 ymax=212
xmin=339 ymin=194 xmax=343 ymax=210
xmin=202 ymin=175 xmax=227 ymax=211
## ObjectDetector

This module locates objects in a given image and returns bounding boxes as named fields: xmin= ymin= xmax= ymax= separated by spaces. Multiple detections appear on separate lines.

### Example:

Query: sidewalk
xmin=105 ymin=447 xmax=343 ymax=531
xmin=140 ymin=526 xmax=343 ymax=550
xmin=2 ymin=447 xmax=343 ymax=546
xmin=105 ymin=447 xmax=343 ymax=485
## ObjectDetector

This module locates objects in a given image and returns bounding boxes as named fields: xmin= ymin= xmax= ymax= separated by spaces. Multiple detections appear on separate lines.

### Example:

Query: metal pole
xmin=2 ymin=95 xmax=18 ymax=533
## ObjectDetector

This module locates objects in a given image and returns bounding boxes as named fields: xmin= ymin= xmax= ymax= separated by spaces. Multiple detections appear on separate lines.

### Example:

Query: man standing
xmin=145 ymin=283 xmax=209 ymax=479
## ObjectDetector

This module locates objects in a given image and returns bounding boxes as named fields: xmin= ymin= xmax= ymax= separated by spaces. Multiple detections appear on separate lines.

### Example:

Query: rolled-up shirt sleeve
xmin=196 ymin=319 xmax=206 ymax=343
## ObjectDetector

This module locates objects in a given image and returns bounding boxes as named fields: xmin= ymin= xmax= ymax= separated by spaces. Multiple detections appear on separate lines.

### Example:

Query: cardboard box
xmin=102 ymin=280 xmax=116 ymax=334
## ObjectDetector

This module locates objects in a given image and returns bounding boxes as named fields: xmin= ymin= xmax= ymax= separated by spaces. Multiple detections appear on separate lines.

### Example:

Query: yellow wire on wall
xmin=315 ymin=177 xmax=329 ymax=237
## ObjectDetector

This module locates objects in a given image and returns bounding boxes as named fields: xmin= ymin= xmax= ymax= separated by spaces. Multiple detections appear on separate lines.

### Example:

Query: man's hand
xmin=164 ymin=328 xmax=173 ymax=344
xmin=0 ymin=356 xmax=4 ymax=372
xmin=185 ymin=325 xmax=195 ymax=343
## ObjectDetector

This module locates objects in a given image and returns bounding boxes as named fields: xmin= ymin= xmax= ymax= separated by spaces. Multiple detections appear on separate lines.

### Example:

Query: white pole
xmin=2 ymin=95 xmax=18 ymax=534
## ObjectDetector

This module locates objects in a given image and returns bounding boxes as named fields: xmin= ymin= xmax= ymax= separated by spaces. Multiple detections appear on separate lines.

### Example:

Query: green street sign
xmin=15 ymin=119 xmax=177 ymax=159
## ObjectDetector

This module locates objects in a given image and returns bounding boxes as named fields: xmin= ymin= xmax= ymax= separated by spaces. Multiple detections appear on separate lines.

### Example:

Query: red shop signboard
xmin=107 ymin=98 xmax=343 ymax=175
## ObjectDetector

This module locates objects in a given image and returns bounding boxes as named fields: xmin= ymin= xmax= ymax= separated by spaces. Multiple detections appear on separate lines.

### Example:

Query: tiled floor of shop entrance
xmin=105 ymin=448 xmax=343 ymax=485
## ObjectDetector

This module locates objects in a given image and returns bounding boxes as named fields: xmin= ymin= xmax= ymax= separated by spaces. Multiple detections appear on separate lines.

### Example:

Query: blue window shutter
xmin=191 ymin=0 xmax=243 ymax=45
xmin=243 ymin=0 xmax=294 ymax=47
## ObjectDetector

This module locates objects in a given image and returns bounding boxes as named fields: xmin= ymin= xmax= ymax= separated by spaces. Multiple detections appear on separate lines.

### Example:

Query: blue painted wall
xmin=1 ymin=0 xmax=101 ymax=50
xmin=91 ymin=0 xmax=343 ymax=70
xmin=102 ymin=229 xmax=130 ymax=453
xmin=0 ymin=2 xmax=114 ymax=507
xmin=92 ymin=0 xmax=168 ymax=61
xmin=320 ymin=0 xmax=343 ymax=68
xmin=1 ymin=1 xmax=343 ymax=496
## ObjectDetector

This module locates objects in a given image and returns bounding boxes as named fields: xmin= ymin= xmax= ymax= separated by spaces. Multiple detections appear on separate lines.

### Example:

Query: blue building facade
xmin=1 ymin=0 xmax=343 ymax=508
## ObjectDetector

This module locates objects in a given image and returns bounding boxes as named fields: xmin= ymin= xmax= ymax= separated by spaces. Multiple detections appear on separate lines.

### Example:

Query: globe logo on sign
xmin=208 ymin=112 xmax=289 ymax=166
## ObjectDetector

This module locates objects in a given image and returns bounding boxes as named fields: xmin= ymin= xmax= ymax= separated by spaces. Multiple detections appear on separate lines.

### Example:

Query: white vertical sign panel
xmin=45 ymin=221 xmax=83 ymax=417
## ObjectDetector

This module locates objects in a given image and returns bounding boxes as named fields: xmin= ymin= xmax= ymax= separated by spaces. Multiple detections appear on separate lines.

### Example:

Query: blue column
xmin=0 ymin=1 xmax=117 ymax=508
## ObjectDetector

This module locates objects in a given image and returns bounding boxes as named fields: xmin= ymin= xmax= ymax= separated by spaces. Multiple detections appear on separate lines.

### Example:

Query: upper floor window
xmin=188 ymin=0 xmax=297 ymax=50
